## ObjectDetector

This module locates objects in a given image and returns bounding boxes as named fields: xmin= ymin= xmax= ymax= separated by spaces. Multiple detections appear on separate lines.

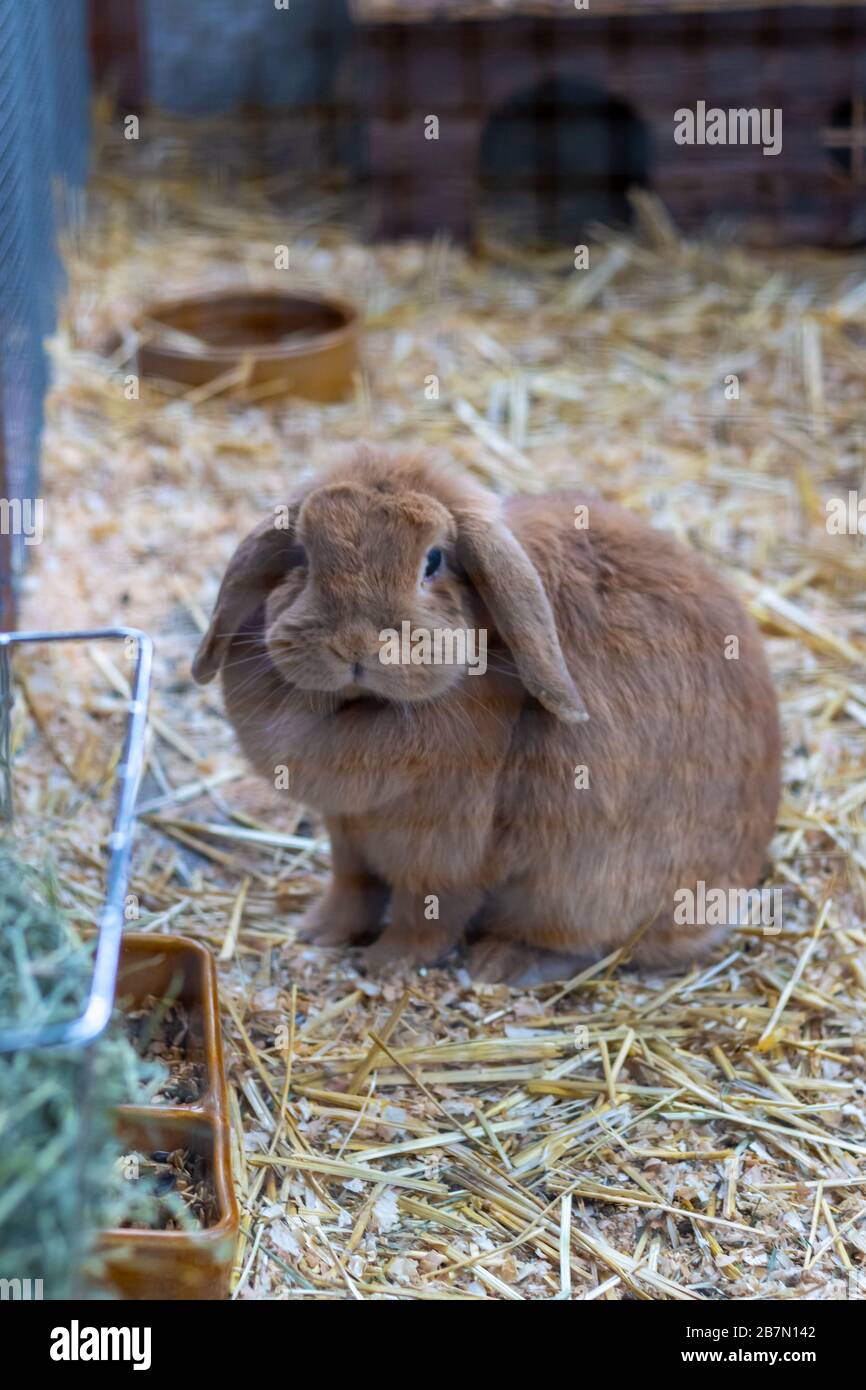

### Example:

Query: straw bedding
xmin=21 ymin=116 xmax=866 ymax=1299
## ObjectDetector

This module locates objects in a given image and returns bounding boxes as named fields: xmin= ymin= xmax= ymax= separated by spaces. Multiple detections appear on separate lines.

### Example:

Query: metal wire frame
xmin=0 ymin=627 xmax=153 ymax=1053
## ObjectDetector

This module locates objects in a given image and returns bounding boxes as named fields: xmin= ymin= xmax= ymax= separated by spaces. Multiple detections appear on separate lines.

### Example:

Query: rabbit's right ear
xmin=192 ymin=508 xmax=301 ymax=684
xmin=455 ymin=506 xmax=589 ymax=724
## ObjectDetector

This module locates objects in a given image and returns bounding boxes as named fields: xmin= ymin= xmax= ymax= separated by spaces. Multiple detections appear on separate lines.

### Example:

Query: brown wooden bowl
xmin=100 ymin=1110 xmax=238 ymax=1301
xmin=136 ymin=289 xmax=359 ymax=402
xmin=114 ymin=934 xmax=218 ymax=1111
xmin=99 ymin=935 xmax=239 ymax=1300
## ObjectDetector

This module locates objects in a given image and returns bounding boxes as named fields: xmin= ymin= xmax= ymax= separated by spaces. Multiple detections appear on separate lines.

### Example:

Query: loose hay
xmin=20 ymin=114 xmax=866 ymax=1298
xmin=0 ymin=852 xmax=168 ymax=1296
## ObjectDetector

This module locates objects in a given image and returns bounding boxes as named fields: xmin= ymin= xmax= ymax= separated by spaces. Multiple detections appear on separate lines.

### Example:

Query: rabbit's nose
xmin=329 ymin=632 xmax=376 ymax=666
xmin=328 ymin=639 xmax=356 ymax=664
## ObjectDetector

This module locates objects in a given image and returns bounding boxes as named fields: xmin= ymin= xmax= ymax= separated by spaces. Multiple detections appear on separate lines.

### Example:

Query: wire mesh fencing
xmin=0 ymin=0 xmax=90 ymax=626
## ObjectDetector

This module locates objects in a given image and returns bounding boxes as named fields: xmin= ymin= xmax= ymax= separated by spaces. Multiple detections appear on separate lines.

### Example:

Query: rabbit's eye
xmin=423 ymin=547 xmax=443 ymax=581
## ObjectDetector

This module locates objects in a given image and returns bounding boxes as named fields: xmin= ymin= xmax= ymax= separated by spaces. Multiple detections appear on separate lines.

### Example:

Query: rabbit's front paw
xmin=296 ymin=884 xmax=384 ymax=948
xmin=364 ymin=887 xmax=481 ymax=972
xmin=466 ymin=939 xmax=581 ymax=987
xmin=364 ymin=921 xmax=451 ymax=971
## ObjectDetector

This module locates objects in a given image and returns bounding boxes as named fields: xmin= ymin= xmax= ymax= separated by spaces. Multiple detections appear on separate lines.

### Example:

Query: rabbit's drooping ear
xmin=192 ymin=509 xmax=300 ymax=684
xmin=455 ymin=508 xmax=589 ymax=724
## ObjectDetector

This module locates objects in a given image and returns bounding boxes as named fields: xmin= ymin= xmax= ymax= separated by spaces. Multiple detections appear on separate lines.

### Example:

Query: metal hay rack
xmin=0 ymin=627 xmax=152 ymax=1053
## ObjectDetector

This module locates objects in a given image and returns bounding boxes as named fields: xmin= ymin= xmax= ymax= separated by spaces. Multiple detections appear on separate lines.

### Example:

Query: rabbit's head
xmin=192 ymin=449 xmax=587 ymax=722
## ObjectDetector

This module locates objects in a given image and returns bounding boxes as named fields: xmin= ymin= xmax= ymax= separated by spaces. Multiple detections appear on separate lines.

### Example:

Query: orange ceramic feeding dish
xmin=136 ymin=289 xmax=359 ymax=402
xmin=99 ymin=934 xmax=239 ymax=1300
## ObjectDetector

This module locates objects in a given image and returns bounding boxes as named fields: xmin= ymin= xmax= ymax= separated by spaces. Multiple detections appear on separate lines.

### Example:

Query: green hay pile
xmin=0 ymin=851 xmax=165 ymax=1298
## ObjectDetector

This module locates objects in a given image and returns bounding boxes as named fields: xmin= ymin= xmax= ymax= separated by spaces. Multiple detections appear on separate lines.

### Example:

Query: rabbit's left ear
xmin=192 ymin=507 xmax=301 ymax=684
xmin=455 ymin=508 xmax=589 ymax=724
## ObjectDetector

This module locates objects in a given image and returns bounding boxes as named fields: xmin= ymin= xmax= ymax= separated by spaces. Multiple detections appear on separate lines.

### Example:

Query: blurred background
xmin=2 ymin=0 xmax=865 ymax=628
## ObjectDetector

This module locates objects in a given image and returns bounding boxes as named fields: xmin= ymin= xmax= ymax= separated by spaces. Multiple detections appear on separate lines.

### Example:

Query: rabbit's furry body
xmin=194 ymin=448 xmax=780 ymax=984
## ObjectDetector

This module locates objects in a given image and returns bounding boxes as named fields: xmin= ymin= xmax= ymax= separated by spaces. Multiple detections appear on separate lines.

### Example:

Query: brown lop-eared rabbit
xmin=193 ymin=447 xmax=781 ymax=985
